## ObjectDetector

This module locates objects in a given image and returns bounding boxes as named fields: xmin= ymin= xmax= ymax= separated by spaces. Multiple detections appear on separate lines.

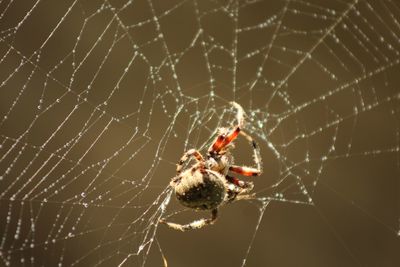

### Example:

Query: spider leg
xmin=209 ymin=127 xmax=240 ymax=153
xmin=208 ymin=102 xmax=246 ymax=153
xmin=159 ymin=209 xmax=218 ymax=232
xmin=228 ymin=131 xmax=262 ymax=179
xmin=230 ymin=101 xmax=245 ymax=128
xmin=176 ymin=149 xmax=204 ymax=174
xmin=229 ymin=165 xmax=261 ymax=176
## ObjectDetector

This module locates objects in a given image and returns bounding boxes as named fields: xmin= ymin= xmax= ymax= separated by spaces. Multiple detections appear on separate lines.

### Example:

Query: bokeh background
xmin=0 ymin=0 xmax=399 ymax=266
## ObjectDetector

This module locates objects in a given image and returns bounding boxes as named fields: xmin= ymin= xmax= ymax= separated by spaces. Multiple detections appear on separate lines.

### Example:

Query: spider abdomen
xmin=173 ymin=169 xmax=226 ymax=210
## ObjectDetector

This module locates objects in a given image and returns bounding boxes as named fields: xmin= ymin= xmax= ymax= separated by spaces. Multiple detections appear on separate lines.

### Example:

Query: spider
xmin=160 ymin=102 xmax=262 ymax=231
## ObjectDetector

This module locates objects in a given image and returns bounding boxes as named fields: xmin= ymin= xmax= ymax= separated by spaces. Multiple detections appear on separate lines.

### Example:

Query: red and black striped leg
xmin=208 ymin=102 xmax=245 ymax=153
xmin=209 ymin=126 xmax=240 ymax=153
xmin=222 ymin=127 xmax=240 ymax=147
xmin=209 ymin=134 xmax=225 ymax=152
xmin=229 ymin=165 xmax=261 ymax=177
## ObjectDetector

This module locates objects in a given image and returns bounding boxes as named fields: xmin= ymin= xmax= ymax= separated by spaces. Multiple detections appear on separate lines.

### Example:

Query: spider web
xmin=0 ymin=0 xmax=399 ymax=266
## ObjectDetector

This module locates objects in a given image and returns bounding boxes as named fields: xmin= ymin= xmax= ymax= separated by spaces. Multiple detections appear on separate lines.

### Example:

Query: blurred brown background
xmin=0 ymin=0 xmax=399 ymax=266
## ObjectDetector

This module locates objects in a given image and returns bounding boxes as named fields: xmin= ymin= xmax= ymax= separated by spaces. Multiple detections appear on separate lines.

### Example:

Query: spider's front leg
xmin=239 ymin=130 xmax=263 ymax=174
xmin=228 ymin=130 xmax=263 ymax=177
xmin=159 ymin=209 xmax=218 ymax=232
xmin=209 ymin=102 xmax=245 ymax=153
xmin=229 ymin=165 xmax=261 ymax=176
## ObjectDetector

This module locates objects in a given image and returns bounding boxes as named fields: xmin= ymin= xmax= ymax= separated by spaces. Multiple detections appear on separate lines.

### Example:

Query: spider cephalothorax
xmin=160 ymin=102 xmax=263 ymax=231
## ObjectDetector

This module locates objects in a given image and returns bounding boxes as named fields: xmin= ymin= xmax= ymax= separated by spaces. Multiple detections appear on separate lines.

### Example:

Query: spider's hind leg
xmin=160 ymin=209 xmax=218 ymax=232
